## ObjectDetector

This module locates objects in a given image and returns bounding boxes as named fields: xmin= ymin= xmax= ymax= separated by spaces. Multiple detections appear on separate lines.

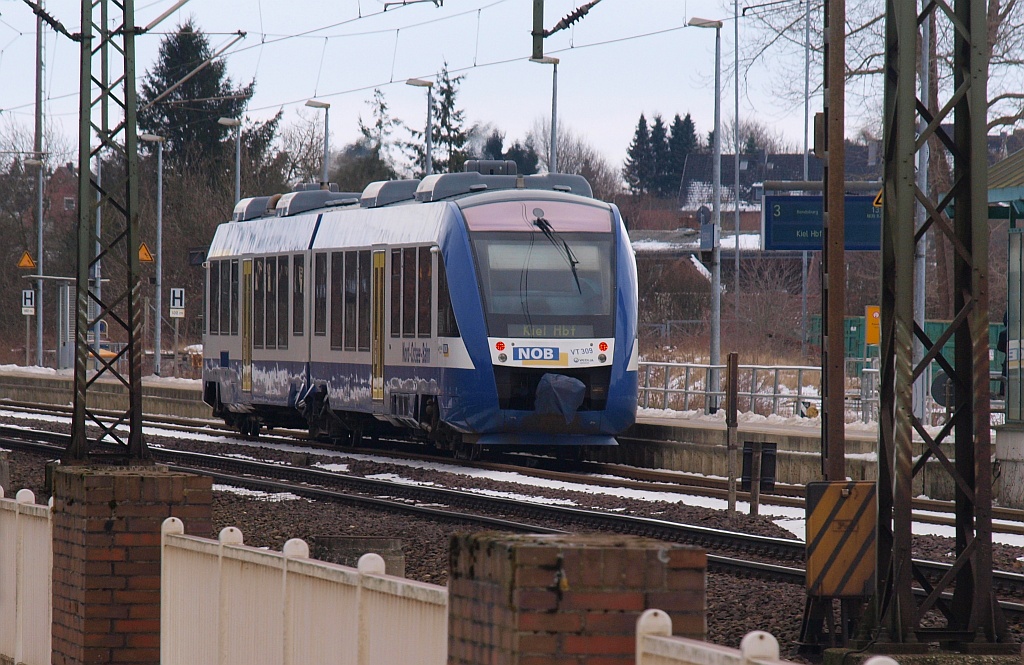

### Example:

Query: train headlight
xmin=498 ymin=353 xmax=507 ymax=363
xmin=598 ymin=354 xmax=607 ymax=363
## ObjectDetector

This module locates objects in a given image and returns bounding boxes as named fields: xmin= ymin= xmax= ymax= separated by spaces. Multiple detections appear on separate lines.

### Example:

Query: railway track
xmin=5 ymin=398 xmax=1024 ymax=536
xmin=4 ymin=422 xmax=1024 ymax=617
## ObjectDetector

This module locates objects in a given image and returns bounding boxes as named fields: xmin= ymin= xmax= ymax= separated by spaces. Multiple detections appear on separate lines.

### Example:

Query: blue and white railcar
xmin=202 ymin=167 xmax=638 ymax=455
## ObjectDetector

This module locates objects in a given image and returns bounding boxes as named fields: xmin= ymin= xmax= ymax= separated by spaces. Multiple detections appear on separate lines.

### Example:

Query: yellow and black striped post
xmin=798 ymin=481 xmax=875 ymax=653
xmin=806 ymin=480 xmax=876 ymax=597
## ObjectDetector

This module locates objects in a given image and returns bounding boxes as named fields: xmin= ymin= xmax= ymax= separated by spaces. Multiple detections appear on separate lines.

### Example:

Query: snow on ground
xmin=4 ymin=403 xmax=1019 ymax=549
xmin=142 ymin=375 xmax=202 ymax=387
xmin=0 ymin=364 xmax=201 ymax=388
xmin=639 ymin=405 xmax=898 ymax=437
xmin=0 ymin=364 xmax=61 ymax=376
xmin=212 ymin=485 xmax=302 ymax=502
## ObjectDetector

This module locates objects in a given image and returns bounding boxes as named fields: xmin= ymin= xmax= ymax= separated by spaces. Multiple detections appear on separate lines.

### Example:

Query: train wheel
xmin=454 ymin=442 xmax=482 ymax=461
xmin=242 ymin=417 xmax=261 ymax=439
xmin=556 ymin=446 xmax=586 ymax=463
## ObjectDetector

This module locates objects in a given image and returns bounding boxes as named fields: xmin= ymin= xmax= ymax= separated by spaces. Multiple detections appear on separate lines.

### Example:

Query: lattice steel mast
xmin=66 ymin=0 xmax=148 ymax=462
xmin=875 ymin=0 xmax=1005 ymax=646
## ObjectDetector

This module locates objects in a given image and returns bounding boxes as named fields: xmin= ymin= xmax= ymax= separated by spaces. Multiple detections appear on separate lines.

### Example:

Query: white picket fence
xmin=0 ymin=489 xmax=52 ymax=665
xmin=160 ymin=517 xmax=449 ymax=665
xmin=3 ymin=489 xmax=892 ymax=665
xmin=635 ymin=609 xmax=899 ymax=665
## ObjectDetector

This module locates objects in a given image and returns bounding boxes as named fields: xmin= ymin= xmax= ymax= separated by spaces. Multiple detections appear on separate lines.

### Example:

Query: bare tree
xmin=278 ymin=109 xmax=326 ymax=187
xmin=745 ymin=1 xmax=1022 ymax=322
xmin=728 ymin=257 xmax=805 ymax=362
xmin=528 ymin=118 xmax=621 ymax=200
xmin=724 ymin=116 xmax=798 ymax=155
xmin=741 ymin=1 xmax=1024 ymax=132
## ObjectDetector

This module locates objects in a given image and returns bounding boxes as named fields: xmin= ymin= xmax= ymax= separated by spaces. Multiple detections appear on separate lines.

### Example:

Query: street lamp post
xmin=140 ymin=133 xmax=165 ymax=376
xmin=218 ymin=117 xmax=242 ymax=203
xmin=530 ymin=56 xmax=559 ymax=173
xmin=305 ymin=100 xmax=330 ymax=186
xmin=24 ymin=156 xmax=44 ymax=367
xmin=733 ymin=0 xmax=740 ymax=320
xmin=405 ymin=79 xmax=434 ymax=175
xmin=690 ymin=16 xmax=724 ymax=410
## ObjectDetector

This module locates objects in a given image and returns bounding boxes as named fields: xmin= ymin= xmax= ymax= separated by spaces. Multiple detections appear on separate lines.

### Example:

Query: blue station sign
xmin=761 ymin=195 xmax=882 ymax=251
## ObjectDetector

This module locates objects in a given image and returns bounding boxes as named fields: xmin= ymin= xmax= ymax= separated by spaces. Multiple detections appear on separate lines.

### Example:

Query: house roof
xmin=628 ymin=228 xmax=699 ymax=256
xmin=989 ymin=148 xmax=1024 ymax=202
xmin=677 ymin=142 xmax=883 ymax=211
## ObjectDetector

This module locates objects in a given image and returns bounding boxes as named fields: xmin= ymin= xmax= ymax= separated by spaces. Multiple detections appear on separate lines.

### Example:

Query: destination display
xmin=761 ymin=195 xmax=881 ymax=251
xmin=508 ymin=324 xmax=595 ymax=338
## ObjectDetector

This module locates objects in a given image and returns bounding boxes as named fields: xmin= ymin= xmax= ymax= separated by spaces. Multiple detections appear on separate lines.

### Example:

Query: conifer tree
xmin=622 ymin=113 xmax=653 ymax=195
xmin=667 ymin=113 xmax=697 ymax=196
xmin=649 ymin=114 xmax=671 ymax=197
xmin=432 ymin=64 xmax=469 ymax=173
xmin=138 ymin=20 xmax=254 ymax=163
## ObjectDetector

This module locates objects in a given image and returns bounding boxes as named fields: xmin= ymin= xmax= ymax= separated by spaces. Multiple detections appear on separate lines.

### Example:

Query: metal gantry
xmin=67 ymin=0 xmax=148 ymax=462
xmin=875 ymin=0 xmax=1006 ymax=647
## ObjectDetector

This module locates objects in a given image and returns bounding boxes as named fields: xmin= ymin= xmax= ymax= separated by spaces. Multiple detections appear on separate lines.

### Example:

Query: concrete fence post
xmin=863 ymin=657 xmax=900 ymax=665
xmin=281 ymin=538 xmax=308 ymax=665
xmin=635 ymin=609 xmax=672 ymax=665
xmin=739 ymin=630 xmax=780 ymax=663
xmin=356 ymin=552 xmax=386 ymax=665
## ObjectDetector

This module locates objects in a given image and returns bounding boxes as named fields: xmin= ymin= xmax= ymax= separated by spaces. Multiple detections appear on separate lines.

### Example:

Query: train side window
xmin=230 ymin=259 xmax=239 ymax=335
xmin=292 ymin=255 xmax=304 ymax=337
xmin=314 ymin=253 xmax=327 ymax=336
xmin=418 ymin=246 xmax=432 ymax=337
xmin=330 ymin=251 xmax=343 ymax=350
xmin=265 ymin=256 xmax=277 ymax=350
xmin=358 ymin=249 xmax=370 ymax=352
xmin=390 ymin=249 xmax=401 ymax=338
xmin=344 ymin=250 xmax=358 ymax=351
xmin=219 ymin=259 xmax=229 ymax=331
xmin=219 ymin=259 xmax=231 ymax=336
xmin=438 ymin=255 xmax=460 ymax=337
xmin=253 ymin=257 xmax=265 ymax=349
xmin=277 ymin=255 xmax=288 ymax=349
xmin=209 ymin=261 xmax=220 ymax=335
xmin=402 ymin=248 xmax=416 ymax=338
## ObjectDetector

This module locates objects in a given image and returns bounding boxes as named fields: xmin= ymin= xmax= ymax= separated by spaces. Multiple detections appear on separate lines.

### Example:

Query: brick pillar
xmin=51 ymin=465 xmax=212 ymax=665
xmin=448 ymin=533 xmax=706 ymax=665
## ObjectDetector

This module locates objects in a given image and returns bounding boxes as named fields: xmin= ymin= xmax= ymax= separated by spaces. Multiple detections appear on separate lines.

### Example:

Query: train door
xmin=371 ymin=248 xmax=386 ymax=404
xmin=241 ymin=258 xmax=253 ymax=392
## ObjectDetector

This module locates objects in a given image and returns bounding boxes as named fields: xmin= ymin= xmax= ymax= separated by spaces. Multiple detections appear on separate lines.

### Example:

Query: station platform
xmin=0 ymin=366 xmax=922 ymax=495
xmin=0 ymin=367 xmax=209 ymax=420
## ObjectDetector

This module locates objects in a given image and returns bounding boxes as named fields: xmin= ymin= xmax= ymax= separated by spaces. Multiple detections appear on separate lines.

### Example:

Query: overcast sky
xmin=0 ymin=0 xmax=821 ymax=174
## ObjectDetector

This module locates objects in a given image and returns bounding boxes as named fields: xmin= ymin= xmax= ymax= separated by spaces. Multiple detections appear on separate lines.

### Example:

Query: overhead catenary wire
xmin=4 ymin=0 xmax=702 ymax=155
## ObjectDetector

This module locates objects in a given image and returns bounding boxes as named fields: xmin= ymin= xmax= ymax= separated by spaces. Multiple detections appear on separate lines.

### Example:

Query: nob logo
xmin=513 ymin=347 xmax=558 ymax=361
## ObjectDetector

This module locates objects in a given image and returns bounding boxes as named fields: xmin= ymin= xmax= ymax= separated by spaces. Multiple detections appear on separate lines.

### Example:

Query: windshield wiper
xmin=533 ymin=211 xmax=582 ymax=294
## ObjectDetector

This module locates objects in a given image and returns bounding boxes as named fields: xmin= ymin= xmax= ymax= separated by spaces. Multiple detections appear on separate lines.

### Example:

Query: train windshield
xmin=462 ymin=199 xmax=616 ymax=338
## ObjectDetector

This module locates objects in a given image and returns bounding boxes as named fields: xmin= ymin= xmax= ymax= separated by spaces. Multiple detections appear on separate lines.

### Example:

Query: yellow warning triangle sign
xmin=873 ymin=188 xmax=883 ymax=208
xmin=139 ymin=242 xmax=155 ymax=263
xmin=17 ymin=251 xmax=36 ymax=269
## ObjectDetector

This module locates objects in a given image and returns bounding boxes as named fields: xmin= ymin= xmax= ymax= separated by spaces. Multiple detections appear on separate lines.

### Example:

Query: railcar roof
xmin=208 ymin=214 xmax=320 ymax=258
xmin=454 ymin=187 xmax=612 ymax=211
xmin=311 ymin=201 xmax=449 ymax=249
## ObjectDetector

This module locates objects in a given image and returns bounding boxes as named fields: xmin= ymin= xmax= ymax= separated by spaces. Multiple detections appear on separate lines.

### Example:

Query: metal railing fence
xmin=638 ymin=361 xmax=825 ymax=419
xmin=637 ymin=359 xmax=1004 ymax=424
